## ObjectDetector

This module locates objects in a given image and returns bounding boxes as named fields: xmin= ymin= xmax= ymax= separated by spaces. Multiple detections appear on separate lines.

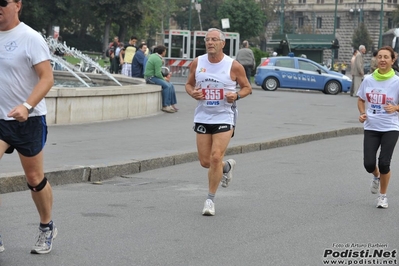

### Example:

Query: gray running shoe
xmin=202 ymin=199 xmax=215 ymax=216
xmin=0 ymin=235 xmax=4 ymax=253
xmin=376 ymin=196 xmax=388 ymax=209
xmin=221 ymin=159 xmax=236 ymax=188
xmin=370 ymin=177 xmax=380 ymax=194
xmin=31 ymin=225 xmax=58 ymax=254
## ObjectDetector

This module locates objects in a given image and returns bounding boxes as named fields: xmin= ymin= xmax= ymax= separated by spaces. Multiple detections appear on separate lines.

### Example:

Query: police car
xmin=254 ymin=55 xmax=352 ymax=95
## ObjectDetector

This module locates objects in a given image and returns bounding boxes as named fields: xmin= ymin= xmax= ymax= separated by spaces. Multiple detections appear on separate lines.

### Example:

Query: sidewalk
xmin=0 ymin=85 xmax=362 ymax=193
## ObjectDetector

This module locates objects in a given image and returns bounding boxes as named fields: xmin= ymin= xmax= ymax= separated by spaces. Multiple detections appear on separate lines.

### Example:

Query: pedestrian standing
xmin=0 ymin=0 xmax=57 ymax=254
xmin=236 ymin=40 xmax=255 ymax=84
xmin=185 ymin=28 xmax=252 ymax=216
xmin=357 ymin=46 xmax=399 ymax=209
xmin=352 ymin=45 xmax=366 ymax=96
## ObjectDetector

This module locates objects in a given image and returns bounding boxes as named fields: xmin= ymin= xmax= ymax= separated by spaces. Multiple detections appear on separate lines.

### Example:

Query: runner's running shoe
xmin=221 ymin=159 xmax=236 ymax=188
xmin=31 ymin=225 xmax=58 ymax=254
xmin=202 ymin=199 xmax=215 ymax=216
xmin=0 ymin=235 xmax=4 ymax=253
xmin=376 ymin=196 xmax=388 ymax=209
xmin=370 ymin=177 xmax=380 ymax=194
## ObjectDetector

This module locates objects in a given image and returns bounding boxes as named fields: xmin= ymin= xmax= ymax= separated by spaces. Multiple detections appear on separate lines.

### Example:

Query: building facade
xmin=266 ymin=0 xmax=398 ymax=66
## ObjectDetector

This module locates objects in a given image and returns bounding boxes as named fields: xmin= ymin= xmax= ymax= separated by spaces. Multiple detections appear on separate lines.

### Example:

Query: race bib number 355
xmin=202 ymin=88 xmax=224 ymax=100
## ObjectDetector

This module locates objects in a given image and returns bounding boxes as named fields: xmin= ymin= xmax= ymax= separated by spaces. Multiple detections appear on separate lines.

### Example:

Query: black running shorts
xmin=0 ymin=116 xmax=48 ymax=157
xmin=193 ymin=123 xmax=235 ymax=137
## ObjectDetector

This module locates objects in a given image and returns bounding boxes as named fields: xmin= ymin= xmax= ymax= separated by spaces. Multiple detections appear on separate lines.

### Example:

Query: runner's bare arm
xmin=230 ymin=60 xmax=252 ymax=100
xmin=28 ymin=60 xmax=55 ymax=106
xmin=185 ymin=58 xmax=204 ymax=100
xmin=7 ymin=60 xmax=54 ymax=121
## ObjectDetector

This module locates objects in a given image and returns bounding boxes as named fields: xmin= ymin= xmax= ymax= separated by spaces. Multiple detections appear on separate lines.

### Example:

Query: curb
xmin=0 ymin=127 xmax=363 ymax=194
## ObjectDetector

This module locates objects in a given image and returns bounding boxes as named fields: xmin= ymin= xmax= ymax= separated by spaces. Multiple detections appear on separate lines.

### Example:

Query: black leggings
xmin=363 ymin=130 xmax=399 ymax=174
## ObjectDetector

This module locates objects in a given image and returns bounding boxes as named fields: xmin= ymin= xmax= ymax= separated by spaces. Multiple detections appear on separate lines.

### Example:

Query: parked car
xmin=364 ymin=62 xmax=371 ymax=74
xmin=254 ymin=56 xmax=352 ymax=95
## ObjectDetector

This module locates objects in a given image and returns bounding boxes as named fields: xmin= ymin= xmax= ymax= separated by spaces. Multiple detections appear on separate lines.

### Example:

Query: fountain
xmin=46 ymin=37 xmax=122 ymax=86
xmin=44 ymin=37 xmax=162 ymax=125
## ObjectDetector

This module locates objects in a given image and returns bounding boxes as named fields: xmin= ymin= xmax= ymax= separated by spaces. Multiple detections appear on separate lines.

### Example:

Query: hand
xmin=7 ymin=105 xmax=29 ymax=122
xmin=359 ymin=113 xmax=367 ymax=123
xmin=225 ymin=92 xmax=237 ymax=103
xmin=191 ymin=87 xmax=205 ymax=100
xmin=384 ymin=103 xmax=397 ymax=114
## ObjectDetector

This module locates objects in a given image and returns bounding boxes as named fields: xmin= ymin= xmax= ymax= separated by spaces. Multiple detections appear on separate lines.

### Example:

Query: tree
xmin=391 ymin=5 xmax=399 ymax=28
xmin=352 ymin=22 xmax=373 ymax=51
xmin=171 ymin=0 xmax=223 ymax=30
xmin=20 ymin=0 xmax=69 ymax=35
xmin=216 ymin=0 xmax=267 ymax=41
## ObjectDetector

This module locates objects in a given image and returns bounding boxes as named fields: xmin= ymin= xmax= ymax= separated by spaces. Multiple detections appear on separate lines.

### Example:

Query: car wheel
xmin=324 ymin=80 xmax=341 ymax=95
xmin=262 ymin=77 xmax=279 ymax=91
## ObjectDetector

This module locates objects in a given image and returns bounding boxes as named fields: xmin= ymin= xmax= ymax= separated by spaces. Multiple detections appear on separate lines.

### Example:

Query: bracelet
xmin=360 ymin=113 xmax=365 ymax=115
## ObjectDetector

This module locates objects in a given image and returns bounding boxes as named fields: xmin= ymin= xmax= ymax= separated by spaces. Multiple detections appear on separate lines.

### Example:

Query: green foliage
xmin=352 ymin=22 xmax=373 ymax=51
xmin=62 ymin=33 xmax=103 ymax=52
xmin=17 ymin=0 xmax=275 ymax=53
xmin=391 ymin=5 xmax=399 ymax=28
xmin=217 ymin=0 xmax=267 ymax=40
xmin=252 ymin=47 xmax=269 ymax=67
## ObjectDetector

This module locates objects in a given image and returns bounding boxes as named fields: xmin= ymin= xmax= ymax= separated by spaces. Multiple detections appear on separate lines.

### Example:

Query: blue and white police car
xmin=254 ymin=55 xmax=352 ymax=95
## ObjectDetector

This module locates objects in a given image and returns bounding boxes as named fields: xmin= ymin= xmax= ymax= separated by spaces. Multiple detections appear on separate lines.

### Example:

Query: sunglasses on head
xmin=0 ymin=0 xmax=14 ymax=7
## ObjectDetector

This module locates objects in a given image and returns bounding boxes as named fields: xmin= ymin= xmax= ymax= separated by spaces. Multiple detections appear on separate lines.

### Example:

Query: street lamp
xmin=189 ymin=0 xmax=202 ymax=31
xmin=349 ymin=4 xmax=363 ymax=28
xmin=331 ymin=0 xmax=338 ymax=66
xmin=274 ymin=0 xmax=285 ymax=34
xmin=378 ymin=0 xmax=384 ymax=48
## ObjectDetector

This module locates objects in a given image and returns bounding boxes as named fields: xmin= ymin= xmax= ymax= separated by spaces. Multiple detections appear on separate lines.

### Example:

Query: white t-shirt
xmin=357 ymin=73 xmax=399 ymax=131
xmin=194 ymin=54 xmax=237 ymax=125
xmin=0 ymin=22 xmax=51 ymax=120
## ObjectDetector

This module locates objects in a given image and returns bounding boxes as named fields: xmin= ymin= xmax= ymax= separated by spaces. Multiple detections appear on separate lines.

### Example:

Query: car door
xmin=273 ymin=58 xmax=297 ymax=88
xmin=296 ymin=59 xmax=325 ymax=90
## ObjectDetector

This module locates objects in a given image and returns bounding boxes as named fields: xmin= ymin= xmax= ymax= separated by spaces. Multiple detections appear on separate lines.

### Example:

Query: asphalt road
xmin=1 ymin=135 xmax=399 ymax=266
xmin=1 ymin=85 xmax=361 ymax=190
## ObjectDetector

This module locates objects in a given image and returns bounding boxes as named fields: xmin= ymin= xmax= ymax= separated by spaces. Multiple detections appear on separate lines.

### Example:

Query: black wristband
xmin=236 ymin=92 xmax=241 ymax=101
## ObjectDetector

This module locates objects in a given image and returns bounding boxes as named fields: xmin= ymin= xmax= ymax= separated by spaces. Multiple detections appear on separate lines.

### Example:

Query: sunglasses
xmin=0 ymin=0 xmax=14 ymax=7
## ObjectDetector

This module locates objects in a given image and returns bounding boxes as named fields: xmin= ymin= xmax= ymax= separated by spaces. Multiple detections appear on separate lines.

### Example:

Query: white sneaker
xmin=370 ymin=177 xmax=380 ymax=194
xmin=221 ymin=159 xmax=236 ymax=188
xmin=202 ymin=199 xmax=215 ymax=216
xmin=376 ymin=196 xmax=388 ymax=209
xmin=0 ymin=235 xmax=4 ymax=253
xmin=31 ymin=225 xmax=58 ymax=254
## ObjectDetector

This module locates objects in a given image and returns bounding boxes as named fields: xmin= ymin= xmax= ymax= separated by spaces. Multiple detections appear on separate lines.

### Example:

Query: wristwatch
xmin=23 ymin=102 xmax=34 ymax=114
xmin=236 ymin=92 xmax=241 ymax=101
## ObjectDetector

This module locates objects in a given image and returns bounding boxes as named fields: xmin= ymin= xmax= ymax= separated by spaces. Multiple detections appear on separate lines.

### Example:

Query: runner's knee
xmin=364 ymin=162 xmax=375 ymax=173
xmin=378 ymin=162 xmax=390 ymax=175
xmin=27 ymin=177 xmax=47 ymax=192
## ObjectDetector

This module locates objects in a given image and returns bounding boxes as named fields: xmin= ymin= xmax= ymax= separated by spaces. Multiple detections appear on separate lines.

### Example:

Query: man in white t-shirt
xmin=0 ymin=0 xmax=57 ymax=254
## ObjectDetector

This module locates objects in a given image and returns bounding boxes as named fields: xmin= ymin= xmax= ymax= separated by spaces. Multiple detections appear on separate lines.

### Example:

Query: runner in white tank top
xmin=194 ymin=54 xmax=237 ymax=125
xmin=185 ymin=28 xmax=252 ymax=216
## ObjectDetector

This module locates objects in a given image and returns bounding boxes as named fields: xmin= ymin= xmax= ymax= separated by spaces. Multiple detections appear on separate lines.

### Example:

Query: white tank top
xmin=194 ymin=54 xmax=237 ymax=125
